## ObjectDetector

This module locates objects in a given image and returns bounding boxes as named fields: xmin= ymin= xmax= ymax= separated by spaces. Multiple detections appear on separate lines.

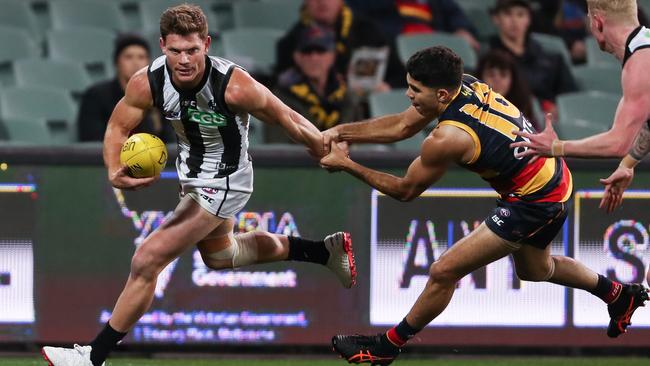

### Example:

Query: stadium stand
xmin=13 ymin=59 xmax=92 ymax=98
xmin=396 ymin=32 xmax=477 ymax=72
xmin=572 ymin=64 xmax=621 ymax=95
xmin=0 ymin=87 xmax=77 ymax=144
xmin=220 ymin=27 xmax=284 ymax=76
xmin=49 ymin=0 xmax=128 ymax=32
xmin=46 ymin=27 xmax=116 ymax=81
xmin=232 ymin=0 xmax=301 ymax=31
xmin=556 ymin=91 xmax=619 ymax=139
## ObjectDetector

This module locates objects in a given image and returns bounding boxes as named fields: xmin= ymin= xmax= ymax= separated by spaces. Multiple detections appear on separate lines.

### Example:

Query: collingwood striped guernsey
xmin=147 ymin=55 xmax=252 ymax=186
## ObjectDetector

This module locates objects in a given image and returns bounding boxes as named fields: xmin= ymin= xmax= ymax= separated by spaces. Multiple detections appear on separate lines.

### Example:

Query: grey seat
xmin=368 ymin=89 xmax=410 ymax=118
xmin=47 ymin=27 xmax=116 ymax=81
xmin=0 ymin=87 xmax=78 ymax=145
xmin=396 ymin=32 xmax=477 ymax=71
xmin=586 ymin=37 xmax=619 ymax=67
xmin=50 ymin=0 xmax=127 ymax=32
xmin=140 ymin=0 xmax=219 ymax=34
xmin=572 ymin=64 xmax=621 ymax=95
xmin=556 ymin=91 xmax=619 ymax=138
xmin=2 ymin=117 xmax=53 ymax=145
xmin=0 ymin=0 xmax=40 ymax=39
xmin=220 ymin=27 xmax=284 ymax=75
xmin=13 ymin=59 xmax=92 ymax=97
xmin=0 ymin=26 xmax=40 ymax=85
xmin=531 ymin=32 xmax=572 ymax=68
xmin=232 ymin=0 xmax=301 ymax=31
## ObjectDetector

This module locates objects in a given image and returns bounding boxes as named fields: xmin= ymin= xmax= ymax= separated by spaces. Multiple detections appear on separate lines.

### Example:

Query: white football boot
xmin=323 ymin=232 xmax=356 ymax=288
xmin=41 ymin=344 xmax=104 ymax=366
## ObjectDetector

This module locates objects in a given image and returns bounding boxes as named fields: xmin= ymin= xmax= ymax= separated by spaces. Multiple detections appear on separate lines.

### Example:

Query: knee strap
xmin=541 ymin=256 xmax=556 ymax=282
xmin=205 ymin=232 xmax=259 ymax=268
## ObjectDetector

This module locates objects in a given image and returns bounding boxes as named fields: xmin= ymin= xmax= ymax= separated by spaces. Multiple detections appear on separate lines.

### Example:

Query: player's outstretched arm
xmin=599 ymin=121 xmax=650 ymax=212
xmin=320 ymin=124 xmax=472 ymax=201
xmin=225 ymin=68 xmax=325 ymax=157
xmin=511 ymin=54 xmax=650 ymax=159
xmin=103 ymin=68 xmax=157 ymax=190
xmin=323 ymin=106 xmax=432 ymax=147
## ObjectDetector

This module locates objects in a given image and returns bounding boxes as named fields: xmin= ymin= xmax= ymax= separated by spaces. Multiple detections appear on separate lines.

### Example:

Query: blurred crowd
xmin=2 ymin=0 xmax=647 ymax=145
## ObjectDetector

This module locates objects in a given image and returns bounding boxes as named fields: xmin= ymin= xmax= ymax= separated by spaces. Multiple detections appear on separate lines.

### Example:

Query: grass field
xmin=3 ymin=357 xmax=650 ymax=366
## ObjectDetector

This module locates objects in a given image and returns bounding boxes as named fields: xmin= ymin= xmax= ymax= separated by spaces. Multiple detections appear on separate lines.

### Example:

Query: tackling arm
xmin=320 ymin=125 xmax=473 ymax=201
xmin=327 ymin=106 xmax=432 ymax=144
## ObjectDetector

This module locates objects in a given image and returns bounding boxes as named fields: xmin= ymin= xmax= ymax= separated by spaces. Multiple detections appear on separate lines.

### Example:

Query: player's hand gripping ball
xmin=119 ymin=133 xmax=168 ymax=178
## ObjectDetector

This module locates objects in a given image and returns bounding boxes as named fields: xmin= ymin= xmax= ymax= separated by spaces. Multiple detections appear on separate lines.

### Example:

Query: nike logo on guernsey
xmin=188 ymin=107 xmax=227 ymax=126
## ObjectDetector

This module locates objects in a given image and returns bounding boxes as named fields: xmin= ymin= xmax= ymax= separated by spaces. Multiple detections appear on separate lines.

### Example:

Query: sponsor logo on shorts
xmin=199 ymin=193 xmax=215 ymax=204
xmin=491 ymin=215 xmax=505 ymax=227
xmin=499 ymin=208 xmax=511 ymax=217
xmin=202 ymin=187 xmax=218 ymax=195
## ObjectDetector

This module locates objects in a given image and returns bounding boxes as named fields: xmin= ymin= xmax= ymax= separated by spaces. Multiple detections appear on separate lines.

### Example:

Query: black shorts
xmin=484 ymin=198 xmax=571 ymax=249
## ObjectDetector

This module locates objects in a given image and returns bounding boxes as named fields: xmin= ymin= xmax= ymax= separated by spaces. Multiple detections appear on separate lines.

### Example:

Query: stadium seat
xmin=396 ymin=32 xmax=477 ymax=71
xmin=140 ymin=0 xmax=220 ymax=34
xmin=1 ymin=117 xmax=55 ymax=145
xmin=232 ymin=0 xmax=301 ymax=31
xmin=247 ymin=115 xmax=265 ymax=146
xmin=462 ymin=7 xmax=497 ymax=42
xmin=0 ymin=87 xmax=77 ymax=144
xmin=586 ymin=37 xmax=619 ymax=67
xmin=455 ymin=0 xmax=496 ymax=11
xmin=0 ymin=0 xmax=40 ymax=39
xmin=13 ymin=59 xmax=92 ymax=97
xmin=556 ymin=91 xmax=619 ymax=137
xmin=639 ymin=0 xmax=650 ymax=16
xmin=50 ymin=0 xmax=127 ymax=32
xmin=0 ymin=26 xmax=40 ymax=85
xmin=572 ymin=64 xmax=621 ymax=95
xmin=144 ymin=30 xmax=164 ymax=59
xmin=368 ymin=89 xmax=410 ymax=118
xmin=47 ymin=27 xmax=116 ymax=81
xmin=531 ymin=33 xmax=572 ymax=68
xmin=220 ymin=28 xmax=284 ymax=75
xmin=0 ymin=26 xmax=40 ymax=63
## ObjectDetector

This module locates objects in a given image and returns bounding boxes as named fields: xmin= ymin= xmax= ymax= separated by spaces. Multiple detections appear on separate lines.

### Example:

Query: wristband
xmin=551 ymin=139 xmax=565 ymax=157
xmin=620 ymin=155 xmax=639 ymax=169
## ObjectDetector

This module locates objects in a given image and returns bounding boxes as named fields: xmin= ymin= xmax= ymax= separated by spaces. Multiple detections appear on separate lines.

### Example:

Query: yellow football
xmin=119 ymin=133 xmax=168 ymax=178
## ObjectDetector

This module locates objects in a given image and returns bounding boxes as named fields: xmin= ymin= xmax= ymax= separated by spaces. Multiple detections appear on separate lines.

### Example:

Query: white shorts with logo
xmin=178 ymin=161 xmax=253 ymax=219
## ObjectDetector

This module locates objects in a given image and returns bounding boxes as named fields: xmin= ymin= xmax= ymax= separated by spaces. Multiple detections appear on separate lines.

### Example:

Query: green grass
xmin=3 ymin=357 xmax=650 ymax=366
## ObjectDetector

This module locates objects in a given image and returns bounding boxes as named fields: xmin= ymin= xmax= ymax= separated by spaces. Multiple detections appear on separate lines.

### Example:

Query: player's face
xmin=161 ymin=33 xmax=210 ymax=86
xmin=293 ymin=48 xmax=336 ymax=80
xmin=116 ymin=45 xmax=149 ymax=83
xmin=305 ymin=0 xmax=343 ymax=25
xmin=405 ymin=73 xmax=440 ymax=116
xmin=482 ymin=67 xmax=512 ymax=96
xmin=493 ymin=6 xmax=531 ymax=41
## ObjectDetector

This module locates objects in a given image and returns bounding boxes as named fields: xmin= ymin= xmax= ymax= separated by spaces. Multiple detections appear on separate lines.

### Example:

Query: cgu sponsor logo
xmin=187 ymin=107 xmax=227 ymax=126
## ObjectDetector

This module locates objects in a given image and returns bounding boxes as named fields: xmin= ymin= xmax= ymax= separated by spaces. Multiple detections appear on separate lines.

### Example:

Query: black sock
xmin=287 ymin=236 xmax=329 ymax=265
xmin=383 ymin=318 xmax=420 ymax=347
xmin=590 ymin=274 xmax=623 ymax=304
xmin=89 ymin=321 xmax=127 ymax=366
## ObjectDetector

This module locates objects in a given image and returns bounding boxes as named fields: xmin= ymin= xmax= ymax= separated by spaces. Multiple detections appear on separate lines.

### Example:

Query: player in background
xmin=510 ymin=0 xmax=650 ymax=166
xmin=322 ymin=46 xmax=648 ymax=365
xmin=41 ymin=5 xmax=355 ymax=366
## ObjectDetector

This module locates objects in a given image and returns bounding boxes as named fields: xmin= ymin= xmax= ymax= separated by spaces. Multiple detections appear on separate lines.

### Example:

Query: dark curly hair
xmin=405 ymin=46 xmax=463 ymax=90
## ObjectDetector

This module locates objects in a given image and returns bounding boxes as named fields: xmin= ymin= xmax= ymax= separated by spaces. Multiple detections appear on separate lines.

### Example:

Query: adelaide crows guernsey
xmin=438 ymin=75 xmax=572 ymax=203
xmin=147 ymin=55 xmax=251 ymax=182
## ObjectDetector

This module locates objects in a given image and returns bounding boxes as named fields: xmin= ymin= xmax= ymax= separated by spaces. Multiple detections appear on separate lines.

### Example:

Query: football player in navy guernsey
xmin=41 ymin=4 xmax=355 ymax=366
xmin=321 ymin=46 xmax=647 ymax=365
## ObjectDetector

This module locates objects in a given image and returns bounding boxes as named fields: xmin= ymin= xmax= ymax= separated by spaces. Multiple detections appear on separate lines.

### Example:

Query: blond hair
xmin=586 ymin=0 xmax=637 ymax=22
xmin=160 ymin=3 xmax=208 ymax=40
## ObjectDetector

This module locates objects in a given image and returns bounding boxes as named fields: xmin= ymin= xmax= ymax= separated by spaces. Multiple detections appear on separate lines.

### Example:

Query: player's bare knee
xmin=130 ymin=248 xmax=162 ymax=281
xmin=516 ymin=257 xmax=555 ymax=282
xmin=428 ymin=261 xmax=460 ymax=285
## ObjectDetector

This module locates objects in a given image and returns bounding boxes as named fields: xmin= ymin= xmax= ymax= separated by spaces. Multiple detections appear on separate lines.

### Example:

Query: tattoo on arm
xmin=629 ymin=122 xmax=650 ymax=160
